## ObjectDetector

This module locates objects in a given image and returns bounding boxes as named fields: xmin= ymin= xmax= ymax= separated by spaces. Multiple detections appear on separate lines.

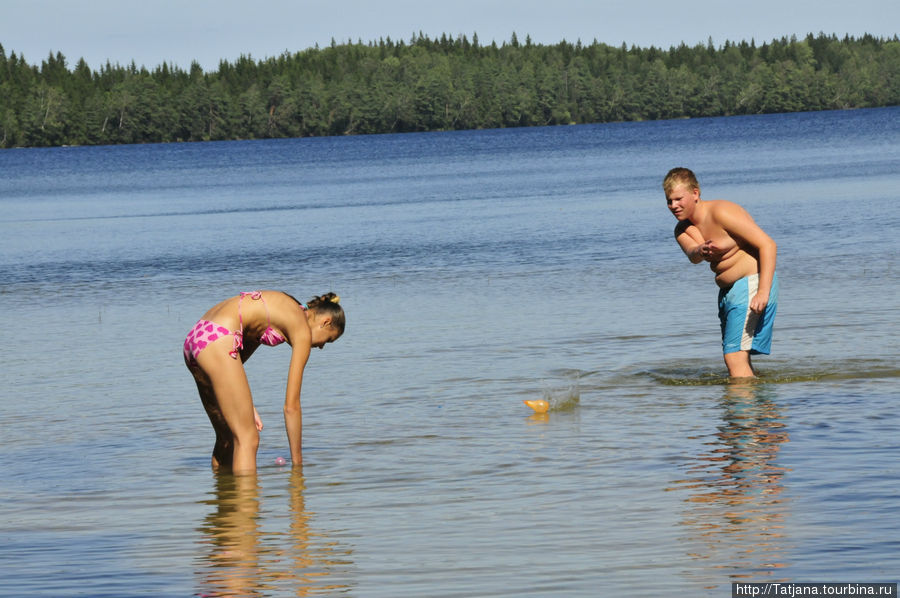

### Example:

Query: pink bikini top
xmin=229 ymin=291 xmax=303 ymax=358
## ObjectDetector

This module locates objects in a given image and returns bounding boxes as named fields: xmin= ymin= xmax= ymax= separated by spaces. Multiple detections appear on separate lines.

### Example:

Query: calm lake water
xmin=1 ymin=107 xmax=898 ymax=597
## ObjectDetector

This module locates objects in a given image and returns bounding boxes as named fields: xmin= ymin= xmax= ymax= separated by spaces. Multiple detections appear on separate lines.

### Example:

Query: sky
xmin=3 ymin=0 xmax=899 ymax=72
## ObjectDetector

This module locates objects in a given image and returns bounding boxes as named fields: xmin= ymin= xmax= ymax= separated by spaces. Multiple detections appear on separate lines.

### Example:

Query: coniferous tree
xmin=0 ymin=33 xmax=897 ymax=147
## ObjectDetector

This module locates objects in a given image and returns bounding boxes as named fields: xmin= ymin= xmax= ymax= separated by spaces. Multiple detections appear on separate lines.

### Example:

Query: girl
xmin=184 ymin=291 xmax=345 ymax=474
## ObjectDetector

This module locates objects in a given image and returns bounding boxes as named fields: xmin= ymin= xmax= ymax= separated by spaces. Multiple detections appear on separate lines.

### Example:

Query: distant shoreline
xmin=2 ymin=32 xmax=898 ymax=149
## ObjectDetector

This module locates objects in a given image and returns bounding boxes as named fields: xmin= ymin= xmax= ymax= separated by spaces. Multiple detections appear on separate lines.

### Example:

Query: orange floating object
xmin=523 ymin=399 xmax=550 ymax=414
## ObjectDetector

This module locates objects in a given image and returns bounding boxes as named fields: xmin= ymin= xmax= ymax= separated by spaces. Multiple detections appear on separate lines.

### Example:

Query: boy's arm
xmin=675 ymin=222 xmax=707 ymax=264
xmin=716 ymin=202 xmax=777 ymax=312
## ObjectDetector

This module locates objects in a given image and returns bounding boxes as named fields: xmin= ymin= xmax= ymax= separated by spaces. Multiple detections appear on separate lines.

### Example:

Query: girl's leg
xmin=195 ymin=342 xmax=260 ymax=474
xmin=192 ymin=371 xmax=234 ymax=470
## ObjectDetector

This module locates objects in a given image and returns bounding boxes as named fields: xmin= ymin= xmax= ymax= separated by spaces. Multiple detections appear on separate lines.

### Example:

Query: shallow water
xmin=1 ymin=107 xmax=899 ymax=596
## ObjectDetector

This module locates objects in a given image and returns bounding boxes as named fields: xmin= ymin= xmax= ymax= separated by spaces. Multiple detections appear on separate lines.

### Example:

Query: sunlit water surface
xmin=2 ymin=107 xmax=898 ymax=596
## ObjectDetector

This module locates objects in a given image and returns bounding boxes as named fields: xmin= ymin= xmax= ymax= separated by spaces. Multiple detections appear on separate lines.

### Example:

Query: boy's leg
xmin=724 ymin=350 xmax=755 ymax=378
xmin=719 ymin=276 xmax=765 ymax=378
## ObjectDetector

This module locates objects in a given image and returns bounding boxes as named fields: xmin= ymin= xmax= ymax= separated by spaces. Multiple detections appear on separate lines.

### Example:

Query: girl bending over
xmin=184 ymin=291 xmax=345 ymax=474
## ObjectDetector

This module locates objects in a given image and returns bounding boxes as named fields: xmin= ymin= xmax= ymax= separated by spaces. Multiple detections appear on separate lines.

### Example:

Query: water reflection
xmin=195 ymin=470 xmax=352 ymax=597
xmin=670 ymin=380 xmax=792 ymax=582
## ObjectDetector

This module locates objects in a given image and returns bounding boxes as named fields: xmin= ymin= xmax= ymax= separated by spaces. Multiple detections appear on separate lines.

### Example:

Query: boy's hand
xmin=750 ymin=291 xmax=770 ymax=314
xmin=698 ymin=239 xmax=726 ymax=261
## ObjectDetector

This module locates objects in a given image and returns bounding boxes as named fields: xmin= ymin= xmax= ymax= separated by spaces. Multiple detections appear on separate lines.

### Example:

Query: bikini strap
xmin=231 ymin=292 xmax=253 ymax=358
xmin=237 ymin=292 xmax=248 ymax=333
xmin=239 ymin=290 xmax=273 ymax=325
xmin=259 ymin=291 xmax=273 ymax=326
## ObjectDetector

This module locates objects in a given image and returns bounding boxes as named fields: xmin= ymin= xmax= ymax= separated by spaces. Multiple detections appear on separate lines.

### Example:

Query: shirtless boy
xmin=664 ymin=167 xmax=778 ymax=377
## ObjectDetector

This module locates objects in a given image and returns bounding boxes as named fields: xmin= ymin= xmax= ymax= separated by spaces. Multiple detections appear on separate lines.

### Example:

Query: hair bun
xmin=309 ymin=292 xmax=342 ymax=309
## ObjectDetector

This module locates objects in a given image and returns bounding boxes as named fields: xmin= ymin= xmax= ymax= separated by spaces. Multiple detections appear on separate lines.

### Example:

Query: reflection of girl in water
xmin=197 ymin=474 xmax=263 ymax=597
xmin=196 ymin=472 xmax=351 ymax=597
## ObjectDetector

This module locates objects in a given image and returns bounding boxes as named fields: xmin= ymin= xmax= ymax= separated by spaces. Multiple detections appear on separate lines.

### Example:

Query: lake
xmin=1 ymin=106 xmax=898 ymax=596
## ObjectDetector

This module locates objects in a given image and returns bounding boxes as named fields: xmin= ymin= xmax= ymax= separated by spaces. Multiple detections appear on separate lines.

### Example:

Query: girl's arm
xmin=283 ymin=346 xmax=310 ymax=466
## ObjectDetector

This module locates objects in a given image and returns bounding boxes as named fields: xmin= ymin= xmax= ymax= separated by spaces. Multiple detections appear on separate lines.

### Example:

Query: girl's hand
xmin=254 ymin=407 xmax=264 ymax=431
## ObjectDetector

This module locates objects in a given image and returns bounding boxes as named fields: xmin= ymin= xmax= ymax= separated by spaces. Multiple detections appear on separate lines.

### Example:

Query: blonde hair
xmin=663 ymin=167 xmax=700 ymax=195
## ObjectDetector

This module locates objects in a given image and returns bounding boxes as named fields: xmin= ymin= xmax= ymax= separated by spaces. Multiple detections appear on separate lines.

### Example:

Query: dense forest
xmin=1 ymin=32 xmax=898 ymax=148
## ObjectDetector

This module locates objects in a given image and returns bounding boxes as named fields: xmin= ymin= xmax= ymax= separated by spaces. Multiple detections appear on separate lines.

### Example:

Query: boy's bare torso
xmin=676 ymin=200 xmax=761 ymax=287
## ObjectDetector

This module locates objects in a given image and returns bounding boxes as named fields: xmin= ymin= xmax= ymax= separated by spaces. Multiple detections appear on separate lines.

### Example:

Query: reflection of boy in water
xmin=670 ymin=381 xmax=791 ymax=578
xmin=664 ymin=168 xmax=778 ymax=377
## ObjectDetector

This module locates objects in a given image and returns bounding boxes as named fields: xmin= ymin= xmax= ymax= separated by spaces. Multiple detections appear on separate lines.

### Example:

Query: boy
xmin=664 ymin=167 xmax=778 ymax=377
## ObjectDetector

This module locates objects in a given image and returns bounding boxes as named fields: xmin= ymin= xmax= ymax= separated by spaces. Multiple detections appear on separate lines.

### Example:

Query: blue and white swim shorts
xmin=717 ymin=272 xmax=779 ymax=355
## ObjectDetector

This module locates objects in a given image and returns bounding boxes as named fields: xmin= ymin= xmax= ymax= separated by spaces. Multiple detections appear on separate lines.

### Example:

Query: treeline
xmin=1 ymin=32 xmax=898 ymax=148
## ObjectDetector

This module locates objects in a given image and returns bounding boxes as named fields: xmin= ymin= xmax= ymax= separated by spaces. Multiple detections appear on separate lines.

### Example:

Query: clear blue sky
xmin=4 ymin=0 xmax=898 ymax=71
